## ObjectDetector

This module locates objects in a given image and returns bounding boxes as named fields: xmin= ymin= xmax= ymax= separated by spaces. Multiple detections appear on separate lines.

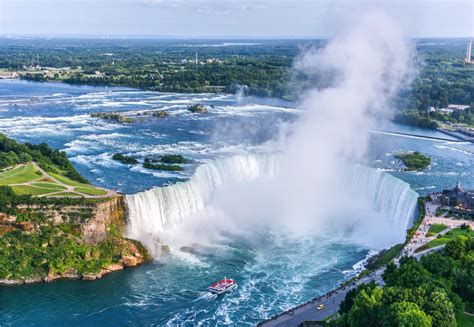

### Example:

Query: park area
xmin=416 ymin=226 xmax=474 ymax=252
xmin=0 ymin=162 xmax=109 ymax=198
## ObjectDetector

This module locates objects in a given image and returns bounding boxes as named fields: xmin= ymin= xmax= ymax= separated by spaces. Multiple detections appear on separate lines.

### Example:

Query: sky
xmin=0 ymin=0 xmax=472 ymax=38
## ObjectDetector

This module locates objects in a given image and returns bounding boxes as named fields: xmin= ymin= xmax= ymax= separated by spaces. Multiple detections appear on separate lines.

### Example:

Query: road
xmin=259 ymin=270 xmax=385 ymax=327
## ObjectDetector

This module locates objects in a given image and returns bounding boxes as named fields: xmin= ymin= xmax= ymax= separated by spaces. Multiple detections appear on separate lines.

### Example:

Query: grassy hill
xmin=0 ymin=134 xmax=107 ymax=197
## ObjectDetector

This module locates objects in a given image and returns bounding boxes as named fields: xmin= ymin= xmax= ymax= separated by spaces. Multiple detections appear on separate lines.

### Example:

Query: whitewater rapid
xmin=126 ymin=154 xmax=418 ymax=256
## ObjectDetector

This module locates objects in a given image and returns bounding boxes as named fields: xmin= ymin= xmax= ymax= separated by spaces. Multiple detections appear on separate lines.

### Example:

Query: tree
xmin=340 ymin=280 xmax=378 ymax=314
xmin=420 ymin=252 xmax=455 ymax=277
xmin=388 ymin=301 xmax=432 ymax=327
xmin=348 ymin=286 xmax=383 ymax=327
xmin=423 ymin=290 xmax=456 ymax=327
xmin=383 ymin=258 xmax=432 ymax=288
xmin=445 ymin=236 xmax=467 ymax=260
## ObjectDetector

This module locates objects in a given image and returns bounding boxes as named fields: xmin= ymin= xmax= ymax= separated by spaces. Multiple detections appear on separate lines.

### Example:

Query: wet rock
xmin=121 ymin=255 xmax=138 ymax=267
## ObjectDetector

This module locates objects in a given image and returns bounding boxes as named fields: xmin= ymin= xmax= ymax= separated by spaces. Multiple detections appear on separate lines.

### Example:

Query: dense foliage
xmin=333 ymin=234 xmax=474 ymax=327
xmin=0 ymin=133 xmax=87 ymax=183
xmin=0 ymin=38 xmax=471 ymax=106
xmin=159 ymin=155 xmax=188 ymax=164
xmin=393 ymin=111 xmax=439 ymax=129
xmin=395 ymin=152 xmax=431 ymax=171
xmin=143 ymin=161 xmax=182 ymax=171
xmin=394 ymin=109 xmax=474 ymax=129
xmin=0 ymin=225 xmax=137 ymax=279
xmin=112 ymin=153 xmax=138 ymax=165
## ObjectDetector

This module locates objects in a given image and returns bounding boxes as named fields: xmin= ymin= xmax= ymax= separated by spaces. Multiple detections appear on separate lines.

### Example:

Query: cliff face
xmin=0 ymin=195 xmax=150 ymax=285
xmin=82 ymin=196 xmax=127 ymax=244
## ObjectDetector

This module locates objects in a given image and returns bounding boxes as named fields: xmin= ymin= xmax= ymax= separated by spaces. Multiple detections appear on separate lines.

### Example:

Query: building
xmin=440 ymin=182 xmax=474 ymax=216
xmin=447 ymin=104 xmax=470 ymax=111
xmin=436 ymin=104 xmax=470 ymax=114
xmin=465 ymin=40 xmax=472 ymax=64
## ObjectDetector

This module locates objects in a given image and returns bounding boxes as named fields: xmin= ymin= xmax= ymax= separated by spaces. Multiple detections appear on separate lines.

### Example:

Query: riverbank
xmin=0 ymin=237 xmax=147 ymax=286
xmin=0 ymin=133 xmax=151 ymax=286
xmin=258 ymin=197 xmax=443 ymax=326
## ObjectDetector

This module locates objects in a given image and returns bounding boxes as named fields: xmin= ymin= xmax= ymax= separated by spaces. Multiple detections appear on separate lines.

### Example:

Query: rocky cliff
xmin=0 ymin=195 xmax=150 ymax=285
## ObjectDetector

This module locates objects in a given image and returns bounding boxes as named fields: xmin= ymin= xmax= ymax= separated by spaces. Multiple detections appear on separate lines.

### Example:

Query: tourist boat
xmin=209 ymin=277 xmax=237 ymax=294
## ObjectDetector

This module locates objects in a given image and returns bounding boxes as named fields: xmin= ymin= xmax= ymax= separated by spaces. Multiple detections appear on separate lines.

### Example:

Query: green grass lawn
xmin=49 ymin=172 xmax=89 ymax=187
xmin=1 ymin=163 xmax=107 ymax=198
xmin=416 ymin=227 xmax=474 ymax=252
xmin=11 ymin=185 xmax=58 ymax=196
xmin=31 ymin=182 xmax=67 ymax=191
xmin=74 ymin=187 xmax=107 ymax=196
xmin=456 ymin=311 xmax=474 ymax=327
xmin=0 ymin=165 xmax=26 ymax=179
xmin=48 ymin=192 xmax=84 ymax=197
xmin=0 ymin=164 xmax=41 ymax=185
xmin=426 ymin=223 xmax=448 ymax=237
xmin=367 ymin=243 xmax=404 ymax=270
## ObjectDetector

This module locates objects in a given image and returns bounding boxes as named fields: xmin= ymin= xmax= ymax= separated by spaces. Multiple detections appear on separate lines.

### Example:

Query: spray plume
xmin=126 ymin=9 xmax=417 ymax=255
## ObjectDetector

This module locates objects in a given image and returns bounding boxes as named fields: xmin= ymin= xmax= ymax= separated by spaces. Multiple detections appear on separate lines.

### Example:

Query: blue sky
xmin=0 ymin=0 xmax=472 ymax=38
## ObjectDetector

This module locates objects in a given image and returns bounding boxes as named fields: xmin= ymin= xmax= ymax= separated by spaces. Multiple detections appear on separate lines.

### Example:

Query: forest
xmin=0 ymin=38 xmax=471 ymax=107
xmin=332 ymin=232 xmax=474 ymax=327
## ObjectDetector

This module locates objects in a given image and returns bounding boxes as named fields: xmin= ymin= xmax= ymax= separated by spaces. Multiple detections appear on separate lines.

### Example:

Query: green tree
xmin=445 ymin=236 xmax=467 ymax=260
xmin=348 ymin=286 xmax=383 ymax=327
xmin=388 ymin=301 xmax=432 ymax=327
xmin=423 ymin=290 xmax=456 ymax=327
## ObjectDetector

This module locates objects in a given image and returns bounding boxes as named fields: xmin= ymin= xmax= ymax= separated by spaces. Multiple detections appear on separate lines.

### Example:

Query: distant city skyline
xmin=0 ymin=0 xmax=473 ymax=38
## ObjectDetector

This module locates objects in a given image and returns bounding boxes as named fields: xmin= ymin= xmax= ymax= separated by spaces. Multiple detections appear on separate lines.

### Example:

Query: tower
xmin=195 ymin=52 xmax=198 ymax=65
xmin=465 ymin=40 xmax=472 ymax=64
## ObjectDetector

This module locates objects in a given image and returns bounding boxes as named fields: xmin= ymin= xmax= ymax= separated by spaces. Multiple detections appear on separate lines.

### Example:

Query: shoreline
xmin=0 ymin=254 xmax=147 ymax=287
xmin=258 ymin=197 xmax=427 ymax=326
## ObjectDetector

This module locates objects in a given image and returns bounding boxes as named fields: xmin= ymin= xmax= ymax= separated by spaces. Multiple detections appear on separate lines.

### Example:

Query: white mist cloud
xmin=127 ymin=9 xmax=418 ymax=255
xmin=209 ymin=9 xmax=416 ymax=247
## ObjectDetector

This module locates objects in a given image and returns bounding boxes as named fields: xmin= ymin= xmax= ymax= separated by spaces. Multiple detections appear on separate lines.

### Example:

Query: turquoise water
xmin=0 ymin=80 xmax=472 ymax=326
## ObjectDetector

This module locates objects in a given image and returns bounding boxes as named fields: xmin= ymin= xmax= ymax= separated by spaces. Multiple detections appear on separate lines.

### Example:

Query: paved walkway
xmin=8 ymin=162 xmax=115 ymax=198
xmin=399 ymin=201 xmax=474 ymax=258
xmin=260 ymin=269 xmax=385 ymax=327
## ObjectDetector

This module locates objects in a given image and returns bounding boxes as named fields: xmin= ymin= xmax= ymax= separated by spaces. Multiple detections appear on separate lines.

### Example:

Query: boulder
xmin=106 ymin=263 xmax=124 ymax=272
xmin=82 ymin=273 xmax=97 ymax=281
xmin=121 ymin=255 xmax=138 ymax=267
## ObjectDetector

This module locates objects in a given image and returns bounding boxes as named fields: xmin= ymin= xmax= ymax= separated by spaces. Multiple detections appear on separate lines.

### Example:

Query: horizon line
xmin=0 ymin=34 xmax=473 ymax=41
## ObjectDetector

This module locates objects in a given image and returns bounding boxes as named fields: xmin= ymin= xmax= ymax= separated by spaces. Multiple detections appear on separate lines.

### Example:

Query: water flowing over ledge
xmin=125 ymin=154 xmax=418 ymax=255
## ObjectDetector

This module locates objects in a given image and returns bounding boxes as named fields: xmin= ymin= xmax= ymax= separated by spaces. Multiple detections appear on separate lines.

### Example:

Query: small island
xmin=151 ymin=111 xmax=169 ymax=118
xmin=187 ymin=104 xmax=208 ymax=113
xmin=395 ymin=151 xmax=431 ymax=171
xmin=112 ymin=153 xmax=138 ymax=165
xmin=111 ymin=153 xmax=189 ymax=171
xmin=159 ymin=154 xmax=188 ymax=164
xmin=143 ymin=157 xmax=183 ymax=171
xmin=91 ymin=112 xmax=134 ymax=123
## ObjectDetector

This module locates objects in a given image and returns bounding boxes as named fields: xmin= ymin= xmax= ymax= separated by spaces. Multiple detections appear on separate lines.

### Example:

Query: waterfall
xmin=126 ymin=154 xmax=418 ymax=254
xmin=340 ymin=164 xmax=419 ymax=232
xmin=126 ymin=154 xmax=280 ymax=252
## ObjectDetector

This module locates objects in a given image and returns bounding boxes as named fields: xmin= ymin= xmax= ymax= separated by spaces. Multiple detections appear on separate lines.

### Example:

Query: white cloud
xmin=142 ymin=0 xmax=268 ymax=14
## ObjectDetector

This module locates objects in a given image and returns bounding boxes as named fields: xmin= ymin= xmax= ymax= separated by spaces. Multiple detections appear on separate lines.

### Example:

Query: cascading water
xmin=126 ymin=154 xmax=418 ymax=255
xmin=125 ymin=154 xmax=281 ymax=253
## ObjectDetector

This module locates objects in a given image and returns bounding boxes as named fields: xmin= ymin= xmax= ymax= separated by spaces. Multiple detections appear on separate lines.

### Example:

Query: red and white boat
xmin=209 ymin=277 xmax=237 ymax=294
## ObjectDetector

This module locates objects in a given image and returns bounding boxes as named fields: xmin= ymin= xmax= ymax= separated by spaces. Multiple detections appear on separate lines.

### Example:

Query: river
xmin=0 ymin=80 xmax=472 ymax=326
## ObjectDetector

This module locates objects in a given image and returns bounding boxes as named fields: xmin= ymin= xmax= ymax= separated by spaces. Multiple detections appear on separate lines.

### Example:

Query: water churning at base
xmin=126 ymin=154 xmax=418 ymax=256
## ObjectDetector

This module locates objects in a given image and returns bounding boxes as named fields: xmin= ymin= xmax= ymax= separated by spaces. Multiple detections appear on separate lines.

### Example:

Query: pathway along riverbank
xmin=258 ymin=198 xmax=457 ymax=326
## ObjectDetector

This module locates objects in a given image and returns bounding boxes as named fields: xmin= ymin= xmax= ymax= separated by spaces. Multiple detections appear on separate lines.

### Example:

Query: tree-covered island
xmin=395 ymin=152 xmax=432 ymax=171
